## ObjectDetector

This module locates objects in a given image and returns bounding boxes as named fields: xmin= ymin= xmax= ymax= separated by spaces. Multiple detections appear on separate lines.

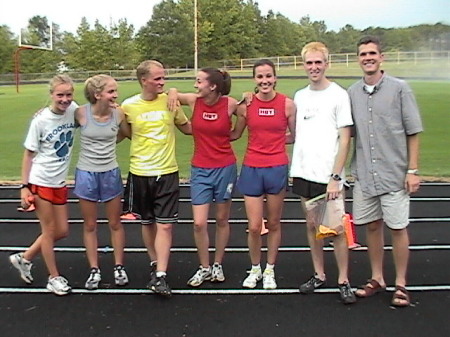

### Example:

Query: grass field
xmin=0 ymin=75 xmax=449 ymax=181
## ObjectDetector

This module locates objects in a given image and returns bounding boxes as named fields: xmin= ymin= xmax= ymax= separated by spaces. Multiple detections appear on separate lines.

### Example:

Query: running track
xmin=0 ymin=183 xmax=449 ymax=337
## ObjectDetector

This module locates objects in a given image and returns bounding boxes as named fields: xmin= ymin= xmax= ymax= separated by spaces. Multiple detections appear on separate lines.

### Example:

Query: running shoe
xmin=242 ymin=267 xmax=262 ymax=288
xmin=299 ymin=273 xmax=326 ymax=294
xmin=114 ymin=265 xmax=129 ymax=286
xmin=262 ymin=268 xmax=277 ymax=290
xmin=211 ymin=263 xmax=225 ymax=283
xmin=187 ymin=266 xmax=211 ymax=287
xmin=9 ymin=252 xmax=33 ymax=284
xmin=85 ymin=268 xmax=101 ymax=290
xmin=47 ymin=276 xmax=71 ymax=296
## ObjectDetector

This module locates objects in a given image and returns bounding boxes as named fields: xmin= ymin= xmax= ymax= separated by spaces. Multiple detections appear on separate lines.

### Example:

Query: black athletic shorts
xmin=122 ymin=171 xmax=179 ymax=225
xmin=292 ymin=177 xmax=327 ymax=199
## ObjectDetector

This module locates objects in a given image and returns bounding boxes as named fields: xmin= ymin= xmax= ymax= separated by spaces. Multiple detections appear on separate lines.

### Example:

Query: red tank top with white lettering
xmin=191 ymin=96 xmax=236 ymax=168
xmin=243 ymin=93 xmax=288 ymax=167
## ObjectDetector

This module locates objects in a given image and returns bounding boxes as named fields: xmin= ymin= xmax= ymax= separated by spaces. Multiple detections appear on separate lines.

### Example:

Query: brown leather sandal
xmin=355 ymin=279 xmax=386 ymax=298
xmin=391 ymin=285 xmax=411 ymax=307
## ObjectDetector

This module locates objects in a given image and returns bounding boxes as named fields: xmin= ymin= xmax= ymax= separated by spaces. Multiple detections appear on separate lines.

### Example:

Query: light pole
xmin=194 ymin=0 xmax=198 ymax=74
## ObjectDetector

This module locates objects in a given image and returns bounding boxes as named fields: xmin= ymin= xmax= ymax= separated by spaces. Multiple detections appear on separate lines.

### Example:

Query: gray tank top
xmin=77 ymin=104 xmax=120 ymax=172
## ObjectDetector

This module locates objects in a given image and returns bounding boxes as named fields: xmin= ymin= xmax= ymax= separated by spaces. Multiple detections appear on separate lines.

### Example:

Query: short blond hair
xmin=301 ymin=42 xmax=329 ymax=62
xmin=136 ymin=60 xmax=164 ymax=86
xmin=83 ymin=74 xmax=115 ymax=104
xmin=49 ymin=74 xmax=74 ymax=93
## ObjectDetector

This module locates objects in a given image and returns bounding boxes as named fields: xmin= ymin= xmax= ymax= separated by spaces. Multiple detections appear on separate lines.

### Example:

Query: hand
xmin=167 ymin=88 xmax=180 ymax=112
xmin=20 ymin=189 xmax=34 ymax=210
xmin=326 ymin=180 xmax=340 ymax=200
xmin=405 ymin=173 xmax=420 ymax=194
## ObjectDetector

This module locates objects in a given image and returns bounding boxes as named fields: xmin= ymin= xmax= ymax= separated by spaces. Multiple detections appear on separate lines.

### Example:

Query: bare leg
xmin=244 ymin=196 xmax=264 ymax=265
xmin=213 ymin=201 xmax=231 ymax=264
xmin=265 ymin=191 xmax=285 ymax=265
xmin=301 ymin=198 xmax=325 ymax=280
xmin=154 ymin=223 xmax=173 ymax=273
xmin=105 ymin=196 xmax=126 ymax=266
xmin=80 ymin=199 xmax=99 ymax=268
xmin=35 ymin=197 xmax=69 ymax=278
xmin=192 ymin=204 xmax=210 ymax=267
xmin=142 ymin=224 xmax=157 ymax=262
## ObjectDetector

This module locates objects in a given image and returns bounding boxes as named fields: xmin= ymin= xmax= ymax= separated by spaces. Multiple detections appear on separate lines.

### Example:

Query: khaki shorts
xmin=352 ymin=180 xmax=410 ymax=229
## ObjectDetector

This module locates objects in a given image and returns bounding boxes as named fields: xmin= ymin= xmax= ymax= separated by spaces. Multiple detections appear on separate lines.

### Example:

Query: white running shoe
xmin=85 ymin=268 xmax=101 ymax=290
xmin=211 ymin=263 xmax=225 ymax=282
xmin=9 ymin=252 xmax=33 ymax=284
xmin=242 ymin=267 xmax=262 ymax=288
xmin=47 ymin=276 xmax=71 ymax=296
xmin=263 ymin=268 xmax=277 ymax=290
xmin=114 ymin=265 xmax=129 ymax=286
xmin=187 ymin=266 xmax=211 ymax=287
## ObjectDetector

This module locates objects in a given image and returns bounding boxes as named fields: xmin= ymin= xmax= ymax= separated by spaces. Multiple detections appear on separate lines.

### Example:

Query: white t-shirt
xmin=24 ymin=102 xmax=78 ymax=187
xmin=290 ymin=82 xmax=353 ymax=184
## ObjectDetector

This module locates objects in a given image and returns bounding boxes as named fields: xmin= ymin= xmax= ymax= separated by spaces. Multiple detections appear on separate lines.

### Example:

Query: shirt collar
xmin=362 ymin=71 xmax=385 ymax=94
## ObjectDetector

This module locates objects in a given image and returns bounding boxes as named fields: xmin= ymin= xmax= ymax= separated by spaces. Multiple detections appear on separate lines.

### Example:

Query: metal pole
xmin=194 ymin=0 xmax=198 ymax=74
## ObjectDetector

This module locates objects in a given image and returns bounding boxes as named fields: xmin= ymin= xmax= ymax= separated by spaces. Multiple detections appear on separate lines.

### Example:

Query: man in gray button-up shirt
xmin=348 ymin=36 xmax=423 ymax=308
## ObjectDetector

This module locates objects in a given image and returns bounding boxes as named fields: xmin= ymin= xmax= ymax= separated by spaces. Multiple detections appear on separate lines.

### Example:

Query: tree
xmin=137 ymin=0 xmax=193 ymax=68
xmin=0 ymin=25 xmax=16 ymax=74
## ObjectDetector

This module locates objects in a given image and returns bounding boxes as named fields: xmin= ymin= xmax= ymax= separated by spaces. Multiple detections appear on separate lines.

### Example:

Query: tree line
xmin=0 ymin=0 xmax=449 ymax=75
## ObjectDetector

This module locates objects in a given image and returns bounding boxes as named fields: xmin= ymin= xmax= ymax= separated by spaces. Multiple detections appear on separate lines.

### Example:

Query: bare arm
xmin=20 ymin=149 xmax=35 ymax=209
xmin=230 ymin=103 xmax=247 ymax=141
xmin=405 ymin=133 xmax=420 ymax=194
xmin=176 ymin=120 xmax=192 ymax=135
xmin=116 ymin=108 xmax=131 ymax=143
xmin=285 ymin=98 xmax=296 ymax=144
xmin=327 ymin=126 xmax=352 ymax=199
xmin=167 ymin=88 xmax=198 ymax=111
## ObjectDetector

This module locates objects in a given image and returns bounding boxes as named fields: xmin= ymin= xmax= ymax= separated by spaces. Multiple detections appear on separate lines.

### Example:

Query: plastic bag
xmin=304 ymin=192 xmax=345 ymax=239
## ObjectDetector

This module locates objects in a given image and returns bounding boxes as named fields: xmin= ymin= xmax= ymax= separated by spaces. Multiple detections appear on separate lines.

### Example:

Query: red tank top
xmin=243 ymin=93 xmax=288 ymax=167
xmin=191 ymin=96 xmax=236 ymax=168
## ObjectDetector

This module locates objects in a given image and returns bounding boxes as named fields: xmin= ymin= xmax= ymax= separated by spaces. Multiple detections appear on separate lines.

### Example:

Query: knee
xmin=84 ymin=222 xmax=97 ymax=234
xmin=367 ymin=219 xmax=383 ymax=233
xmin=109 ymin=221 xmax=123 ymax=232
xmin=193 ymin=221 xmax=207 ymax=233
xmin=216 ymin=217 xmax=229 ymax=229
xmin=55 ymin=229 xmax=69 ymax=240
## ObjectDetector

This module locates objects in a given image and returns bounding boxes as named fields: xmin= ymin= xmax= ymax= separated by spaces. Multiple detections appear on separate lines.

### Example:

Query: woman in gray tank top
xmin=73 ymin=74 xmax=130 ymax=290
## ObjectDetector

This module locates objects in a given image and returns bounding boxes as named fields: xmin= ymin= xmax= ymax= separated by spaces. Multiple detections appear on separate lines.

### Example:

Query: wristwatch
xmin=330 ymin=173 xmax=342 ymax=181
xmin=19 ymin=184 xmax=29 ymax=189
xmin=407 ymin=169 xmax=419 ymax=175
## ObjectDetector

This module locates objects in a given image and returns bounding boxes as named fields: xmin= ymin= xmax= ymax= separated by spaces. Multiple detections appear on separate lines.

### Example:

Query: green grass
xmin=0 ymin=76 xmax=449 ymax=181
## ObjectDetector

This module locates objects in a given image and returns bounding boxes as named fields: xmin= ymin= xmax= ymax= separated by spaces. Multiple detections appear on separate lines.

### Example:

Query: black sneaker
xmin=147 ymin=263 xmax=157 ymax=289
xmin=151 ymin=275 xmax=172 ymax=297
xmin=299 ymin=274 xmax=326 ymax=294
xmin=338 ymin=282 xmax=356 ymax=304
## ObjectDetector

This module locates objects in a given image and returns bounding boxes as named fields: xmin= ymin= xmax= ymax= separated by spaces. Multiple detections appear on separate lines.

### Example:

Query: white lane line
xmin=1 ymin=285 xmax=450 ymax=295
xmin=1 ymin=218 xmax=450 ymax=224
xmin=1 ymin=245 xmax=450 ymax=253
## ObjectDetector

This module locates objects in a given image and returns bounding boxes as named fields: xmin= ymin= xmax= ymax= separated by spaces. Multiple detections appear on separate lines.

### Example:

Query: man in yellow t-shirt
xmin=122 ymin=60 xmax=191 ymax=297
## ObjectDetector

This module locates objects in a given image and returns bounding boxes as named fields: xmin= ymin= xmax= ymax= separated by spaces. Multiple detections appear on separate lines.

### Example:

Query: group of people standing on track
xmin=11 ymin=35 xmax=422 ymax=308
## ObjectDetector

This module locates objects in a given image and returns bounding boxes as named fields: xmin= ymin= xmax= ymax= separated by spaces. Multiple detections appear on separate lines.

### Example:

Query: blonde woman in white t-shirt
xmin=10 ymin=75 xmax=78 ymax=296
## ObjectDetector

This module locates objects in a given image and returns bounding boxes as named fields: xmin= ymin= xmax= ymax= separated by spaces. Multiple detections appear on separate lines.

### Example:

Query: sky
xmin=0 ymin=0 xmax=448 ymax=35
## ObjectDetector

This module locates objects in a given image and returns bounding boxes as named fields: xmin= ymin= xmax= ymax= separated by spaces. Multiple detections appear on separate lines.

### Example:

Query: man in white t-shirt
xmin=290 ymin=42 xmax=355 ymax=304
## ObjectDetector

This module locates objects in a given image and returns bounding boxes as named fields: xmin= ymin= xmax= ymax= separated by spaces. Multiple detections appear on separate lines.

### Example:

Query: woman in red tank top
xmin=231 ymin=59 xmax=296 ymax=290
xmin=168 ymin=68 xmax=239 ymax=287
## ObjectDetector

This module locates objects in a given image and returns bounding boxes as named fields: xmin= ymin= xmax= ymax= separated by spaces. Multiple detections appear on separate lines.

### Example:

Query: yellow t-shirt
xmin=122 ymin=93 xmax=189 ymax=176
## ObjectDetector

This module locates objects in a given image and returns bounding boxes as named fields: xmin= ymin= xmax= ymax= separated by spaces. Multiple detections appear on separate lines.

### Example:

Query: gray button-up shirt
xmin=348 ymin=72 xmax=423 ymax=197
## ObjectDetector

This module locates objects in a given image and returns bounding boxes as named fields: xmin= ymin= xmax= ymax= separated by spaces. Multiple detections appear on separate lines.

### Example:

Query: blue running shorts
xmin=190 ymin=163 xmax=237 ymax=205
xmin=237 ymin=164 xmax=288 ymax=197
xmin=74 ymin=167 xmax=123 ymax=202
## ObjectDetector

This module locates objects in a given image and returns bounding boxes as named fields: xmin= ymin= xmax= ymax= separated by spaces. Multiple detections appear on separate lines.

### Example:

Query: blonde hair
xmin=136 ymin=60 xmax=164 ymax=86
xmin=49 ymin=74 xmax=74 ymax=93
xmin=84 ymin=74 xmax=114 ymax=104
xmin=301 ymin=42 xmax=329 ymax=62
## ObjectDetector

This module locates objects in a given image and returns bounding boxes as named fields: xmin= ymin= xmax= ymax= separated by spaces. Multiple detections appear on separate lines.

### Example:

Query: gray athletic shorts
xmin=352 ymin=180 xmax=410 ymax=229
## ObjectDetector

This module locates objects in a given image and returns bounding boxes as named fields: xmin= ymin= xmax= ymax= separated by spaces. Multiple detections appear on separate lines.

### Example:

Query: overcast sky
xmin=1 ymin=0 xmax=448 ymax=35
